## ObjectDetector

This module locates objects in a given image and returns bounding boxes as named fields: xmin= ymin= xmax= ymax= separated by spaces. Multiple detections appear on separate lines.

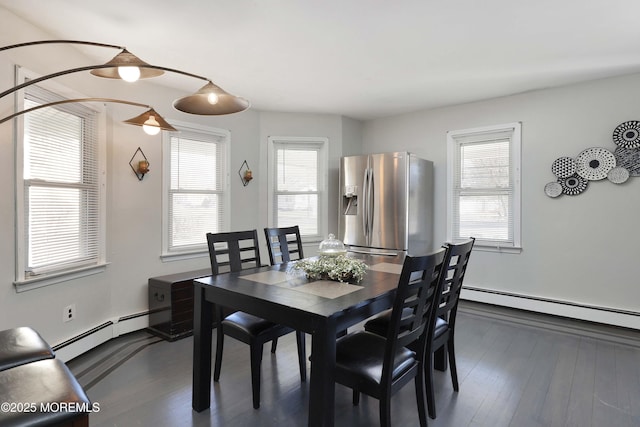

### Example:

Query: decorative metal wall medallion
xmin=575 ymin=147 xmax=616 ymax=180
xmin=614 ymin=146 xmax=640 ymax=176
xmin=607 ymin=166 xmax=630 ymax=184
xmin=551 ymin=156 xmax=576 ymax=178
xmin=613 ymin=121 xmax=640 ymax=148
xmin=544 ymin=181 xmax=563 ymax=198
xmin=559 ymin=174 xmax=588 ymax=196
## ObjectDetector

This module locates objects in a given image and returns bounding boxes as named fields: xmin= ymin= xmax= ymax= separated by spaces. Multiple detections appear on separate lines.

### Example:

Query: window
xmin=268 ymin=136 xmax=328 ymax=241
xmin=162 ymin=122 xmax=229 ymax=259
xmin=15 ymin=72 xmax=106 ymax=290
xmin=447 ymin=122 xmax=521 ymax=251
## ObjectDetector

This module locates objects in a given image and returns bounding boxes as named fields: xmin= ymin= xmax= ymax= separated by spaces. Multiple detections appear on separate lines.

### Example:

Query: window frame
xmin=13 ymin=66 xmax=107 ymax=291
xmin=267 ymin=136 xmax=328 ymax=243
xmin=446 ymin=122 xmax=522 ymax=253
xmin=161 ymin=120 xmax=230 ymax=261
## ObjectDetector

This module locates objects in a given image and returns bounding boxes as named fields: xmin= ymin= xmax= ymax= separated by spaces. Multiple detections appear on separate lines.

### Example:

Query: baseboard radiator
xmin=52 ymin=311 xmax=149 ymax=362
xmin=461 ymin=285 xmax=640 ymax=331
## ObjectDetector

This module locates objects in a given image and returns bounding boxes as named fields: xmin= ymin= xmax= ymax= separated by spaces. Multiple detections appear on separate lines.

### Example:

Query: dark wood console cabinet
xmin=147 ymin=268 xmax=211 ymax=341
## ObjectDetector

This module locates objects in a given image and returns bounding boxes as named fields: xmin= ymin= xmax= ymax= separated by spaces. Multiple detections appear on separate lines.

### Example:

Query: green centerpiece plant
xmin=290 ymin=255 xmax=368 ymax=283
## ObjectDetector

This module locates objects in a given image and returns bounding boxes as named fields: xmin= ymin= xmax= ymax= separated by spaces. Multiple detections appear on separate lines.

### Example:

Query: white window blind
xmin=447 ymin=123 xmax=521 ymax=250
xmin=271 ymin=137 xmax=326 ymax=240
xmin=165 ymin=126 xmax=228 ymax=254
xmin=21 ymin=85 xmax=101 ymax=278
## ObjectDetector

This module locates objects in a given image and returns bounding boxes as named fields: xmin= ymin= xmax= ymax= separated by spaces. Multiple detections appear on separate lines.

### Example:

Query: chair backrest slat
xmin=207 ymin=230 xmax=261 ymax=275
xmin=433 ymin=238 xmax=475 ymax=332
xmin=381 ymin=248 xmax=450 ymax=383
xmin=264 ymin=226 xmax=304 ymax=265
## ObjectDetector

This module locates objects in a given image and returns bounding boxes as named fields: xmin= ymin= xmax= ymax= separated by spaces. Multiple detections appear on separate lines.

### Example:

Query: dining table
xmin=191 ymin=253 xmax=406 ymax=427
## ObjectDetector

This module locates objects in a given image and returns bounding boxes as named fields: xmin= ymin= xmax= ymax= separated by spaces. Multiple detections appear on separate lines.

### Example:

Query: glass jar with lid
xmin=318 ymin=234 xmax=347 ymax=256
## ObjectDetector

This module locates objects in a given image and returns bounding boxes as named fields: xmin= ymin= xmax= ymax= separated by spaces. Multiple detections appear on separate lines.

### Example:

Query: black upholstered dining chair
xmin=206 ymin=230 xmax=307 ymax=409
xmin=333 ymin=248 xmax=450 ymax=427
xmin=264 ymin=225 xmax=304 ymax=265
xmin=364 ymin=238 xmax=475 ymax=419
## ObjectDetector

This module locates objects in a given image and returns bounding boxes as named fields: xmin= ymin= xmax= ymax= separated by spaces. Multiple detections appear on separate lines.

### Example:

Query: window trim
xmin=161 ymin=120 xmax=230 ymax=262
xmin=267 ymin=136 xmax=328 ymax=243
xmin=13 ymin=66 xmax=107 ymax=291
xmin=446 ymin=122 xmax=522 ymax=253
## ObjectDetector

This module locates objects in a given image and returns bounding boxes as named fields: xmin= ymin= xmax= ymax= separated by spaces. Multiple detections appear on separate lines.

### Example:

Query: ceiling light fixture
xmin=173 ymin=81 xmax=250 ymax=115
xmin=0 ymin=40 xmax=250 ymax=116
xmin=0 ymin=97 xmax=177 ymax=135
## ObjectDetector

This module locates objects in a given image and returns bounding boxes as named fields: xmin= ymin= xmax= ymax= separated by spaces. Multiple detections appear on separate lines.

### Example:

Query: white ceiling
xmin=2 ymin=0 xmax=640 ymax=120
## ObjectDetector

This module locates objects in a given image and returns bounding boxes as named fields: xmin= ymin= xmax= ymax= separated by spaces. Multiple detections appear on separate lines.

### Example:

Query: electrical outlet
xmin=63 ymin=304 xmax=76 ymax=322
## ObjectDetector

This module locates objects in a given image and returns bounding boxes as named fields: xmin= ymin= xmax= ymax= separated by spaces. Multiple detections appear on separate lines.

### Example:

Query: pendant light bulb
xmin=142 ymin=115 xmax=161 ymax=135
xmin=207 ymin=92 xmax=219 ymax=105
xmin=118 ymin=66 xmax=141 ymax=82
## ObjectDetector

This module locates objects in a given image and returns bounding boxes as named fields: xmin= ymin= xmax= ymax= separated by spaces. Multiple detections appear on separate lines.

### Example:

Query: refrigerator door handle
xmin=362 ymin=167 xmax=369 ymax=240
xmin=367 ymin=167 xmax=374 ymax=244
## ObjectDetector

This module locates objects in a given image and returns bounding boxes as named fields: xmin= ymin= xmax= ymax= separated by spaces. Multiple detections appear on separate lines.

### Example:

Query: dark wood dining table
xmin=191 ymin=253 xmax=405 ymax=427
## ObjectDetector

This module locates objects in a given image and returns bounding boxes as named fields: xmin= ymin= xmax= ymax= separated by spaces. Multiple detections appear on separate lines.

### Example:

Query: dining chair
xmin=206 ymin=230 xmax=307 ymax=409
xmin=333 ymin=248 xmax=449 ymax=427
xmin=264 ymin=225 xmax=304 ymax=265
xmin=364 ymin=238 xmax=475 ymax=419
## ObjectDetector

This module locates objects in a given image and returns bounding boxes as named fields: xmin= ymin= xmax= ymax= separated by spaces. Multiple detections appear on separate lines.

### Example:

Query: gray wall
xmin=363 ymin=73 xmax=640 ymax=327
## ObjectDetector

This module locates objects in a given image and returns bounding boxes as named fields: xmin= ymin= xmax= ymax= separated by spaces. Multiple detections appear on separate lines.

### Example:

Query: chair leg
xmin=434 ymin=343 xmax=447 ymax=371
xmin=270 ymin=337 xmax=278 ymax=353
xmin=379 ymin=394 xmax=391 ymax=427
xmin=213 ymin=326 xmax=225 ymax=382
xmin=448 ymin=337 xmax=459 ymax=391
xmin=296 ymin=331 xmax=307 ymax=382
xmin=352 ymin=390 xmax=360 ymax=406
xmin=250 ymin=343 xmax=264 ymax=409
xmin=425 ymin=351 xmax=436 ymax=419
xmin=415 ymin=365 xmax=429 ymax=427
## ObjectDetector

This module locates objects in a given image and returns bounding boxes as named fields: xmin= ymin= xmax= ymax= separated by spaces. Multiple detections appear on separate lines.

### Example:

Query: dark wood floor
xmin=67 ymin=301 xmax=640 ymax=427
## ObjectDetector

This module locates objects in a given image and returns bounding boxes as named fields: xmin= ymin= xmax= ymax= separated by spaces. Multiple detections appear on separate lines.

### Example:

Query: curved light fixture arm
xmin=0 ymin=40 xmax=125 ymax=53
xmin=0 ymin=64 xmax=210 ymax=100
xmin=0 ymin=97 xmax=150 ymax=125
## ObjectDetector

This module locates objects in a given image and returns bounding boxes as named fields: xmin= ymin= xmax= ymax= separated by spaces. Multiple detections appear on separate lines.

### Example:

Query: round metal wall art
xmin=544 ymin=181 xmax=563 ymax=198
xmin=607 ymin=166 xmax=630 ymax=184
xmin=559 ymin=174 xmax=588 ymax=196
xmin=575 ymin=147 xmax=616 ymax=180
xmin=614 ymin=146 xmax=640 ymax=177
xmin=551 ymin=156 xmax=576 ymax=178
xmin=612 ymin=121 xmax=640 ymax=148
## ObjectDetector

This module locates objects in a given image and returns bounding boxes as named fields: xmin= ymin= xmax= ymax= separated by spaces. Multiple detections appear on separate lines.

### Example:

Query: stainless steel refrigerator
xmin=338 ymin=152 xmax=433 ymax=256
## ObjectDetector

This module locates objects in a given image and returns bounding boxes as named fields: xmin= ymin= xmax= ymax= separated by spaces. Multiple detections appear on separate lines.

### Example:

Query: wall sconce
xmin=0 ymin=40 xmax=250 ymax=116
xmin=239 ymin=160 xmax=253 ymax=186
xmin=130 ymin=147 xmax=150 ymax=181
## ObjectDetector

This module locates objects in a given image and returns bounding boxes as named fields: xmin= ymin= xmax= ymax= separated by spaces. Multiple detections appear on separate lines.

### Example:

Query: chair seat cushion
xmin=434 ymin=317 xmax=448 ymax=338
xmin=223 ymin=312 xmax=282 ymax=337
xmin=0 ymin=359 xmax=90 ymax=426
xmin=335 ymin=331 xmax=417 ymax=390
xmin=0 ymin=327 xmax=54 ymax=372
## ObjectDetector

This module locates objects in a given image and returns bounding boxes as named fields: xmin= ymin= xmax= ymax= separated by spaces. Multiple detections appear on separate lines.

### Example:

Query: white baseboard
xmin=53 ymin=313 xmax=149 ymax=362
xmin=461 ymin=286 xmax=640 ymax=331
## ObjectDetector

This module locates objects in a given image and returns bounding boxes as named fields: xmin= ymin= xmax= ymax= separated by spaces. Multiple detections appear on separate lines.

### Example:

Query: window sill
xmin=473 ymin=245 xmax=522 ymax=254
xmin=161 ymin=251 xmax=209 ymax=262
xmin=14 ymin=263 xmax=109 ymax=293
